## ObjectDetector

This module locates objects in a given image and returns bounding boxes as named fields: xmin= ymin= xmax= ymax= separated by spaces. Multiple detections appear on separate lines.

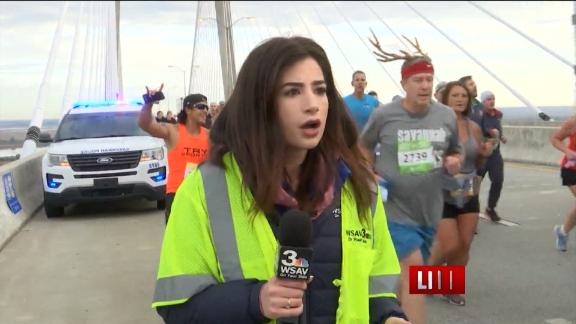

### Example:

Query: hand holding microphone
xmin=259 ymin=209 xmax=313 ymax=320
xmin=259 ymin=277 xmax=307 ymax=319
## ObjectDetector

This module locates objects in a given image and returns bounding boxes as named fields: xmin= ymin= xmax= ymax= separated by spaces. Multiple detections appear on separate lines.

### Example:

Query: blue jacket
xmin=481 ymin=109 xmax=504 ymax=154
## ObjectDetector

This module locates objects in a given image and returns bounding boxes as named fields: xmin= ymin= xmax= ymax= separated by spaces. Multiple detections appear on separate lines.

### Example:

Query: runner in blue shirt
xmin=343 ymin=70 xmax=379 ymax=132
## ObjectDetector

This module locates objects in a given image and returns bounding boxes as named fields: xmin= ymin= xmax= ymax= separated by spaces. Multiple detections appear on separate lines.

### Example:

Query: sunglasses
xmin=189 ymin=103 xmax=208 ymax=110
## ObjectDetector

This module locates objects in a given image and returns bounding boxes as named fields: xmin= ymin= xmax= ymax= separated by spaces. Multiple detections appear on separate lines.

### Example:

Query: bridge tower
xmin=215 ymin=1 xmax=236 ymax=100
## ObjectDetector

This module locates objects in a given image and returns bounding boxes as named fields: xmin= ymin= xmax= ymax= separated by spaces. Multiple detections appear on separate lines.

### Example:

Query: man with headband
xmin=361 ymin=35 xmax=462 ymax=324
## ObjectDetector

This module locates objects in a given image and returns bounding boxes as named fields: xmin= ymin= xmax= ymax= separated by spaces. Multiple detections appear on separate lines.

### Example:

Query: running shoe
xmin=485 ymin=208 xmax=501 ymax=222
xmin=554 ymin=225 xmax=568 ymax=252
xmin=443 ymin=294 xmax=466 ymax=306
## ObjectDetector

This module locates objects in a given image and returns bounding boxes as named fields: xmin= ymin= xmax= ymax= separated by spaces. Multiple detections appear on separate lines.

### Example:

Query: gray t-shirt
xmin=361 ymin=100 xmax=460 ymax=227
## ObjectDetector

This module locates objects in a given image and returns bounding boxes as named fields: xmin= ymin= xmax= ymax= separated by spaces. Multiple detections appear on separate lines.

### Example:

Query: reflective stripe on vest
xmin=199 ymin=163 xmax=244 ymax=281
xmin=368 ymin=183 xmax=399 ymax=295
xmin=369 ymin=274 xmax=399 ymax=295
xmin=154 ymin=274 xmax=217 ymax=303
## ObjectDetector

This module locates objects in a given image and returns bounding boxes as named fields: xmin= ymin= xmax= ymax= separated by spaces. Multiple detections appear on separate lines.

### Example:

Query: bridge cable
xmin=188 ymin=1 xmax=201 ymax=94
xmin=269 ymin=3 xmax=289 ymax=37
xmin=310 ymin=4 xmax=355 ymax=74
xmin=331 ymin=1 xmax=404 ymax=94
xmin=21 ymin=1 xmax=70 ymax=158
xmin=33 ymin=0 xmax=69 ymax=126
xmin=213 ymin=2 xmax=225 ymax=102
xmin=469 ymin=1 xmax=573 ymax=69
xmin=93 ymin=3 xmax=102 ymax=100
xmin=216 ymin=11 xmax=224 ymax=101
xmin=230 ymin=6 xmax=258 ymax=77
xmin=98 ymin=3 xmax=107 ymax=100
xmin=252 ymin=14 xmax=269 ymax=41
xmin=78 ymin=2 xmax=93 ymax=101
xmin=403 ymin=1 xmax=551 ymax=121
xmin=89 ymin=3 xmax=103 ymax=100
xmin=105 ymin=2 xmax=120 ymax=101
xmin=102 ymin=2 xmax=112 ymax=100
xmin=62 ymin=1 xmax=85 ymax=117
xmin=294 ymin=7 xmax=313 ymax=37
xmin=362 ymin=2 xmax=411 ymax=51
xmin=86 ymin=3 xmax=96 ymax=100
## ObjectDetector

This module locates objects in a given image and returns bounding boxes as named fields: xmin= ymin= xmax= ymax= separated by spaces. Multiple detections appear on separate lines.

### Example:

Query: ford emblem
xmin=97 ymin=157 xmax=113 ymax=164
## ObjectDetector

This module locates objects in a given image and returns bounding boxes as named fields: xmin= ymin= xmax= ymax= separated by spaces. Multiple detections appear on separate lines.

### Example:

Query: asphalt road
xmin=0 ymin=162 xmax=574 ymax=324
xmin=428 ymin=162 xmax=576 ymax=324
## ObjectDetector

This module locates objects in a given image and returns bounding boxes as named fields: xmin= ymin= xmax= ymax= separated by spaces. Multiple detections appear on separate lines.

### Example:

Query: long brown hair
xmin=209 ymin=37 xmax=375 ymax=221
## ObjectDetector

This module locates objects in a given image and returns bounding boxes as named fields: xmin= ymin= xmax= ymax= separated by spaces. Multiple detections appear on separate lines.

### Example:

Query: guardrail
xmin=500 ymin=124 xmax=561 ymax=167
xmin=0 ymin=149 xmax=46 ymax=251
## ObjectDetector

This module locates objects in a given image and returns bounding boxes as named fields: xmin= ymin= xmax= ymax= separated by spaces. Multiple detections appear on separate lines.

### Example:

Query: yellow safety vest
xmin=153 ymin=153 xmax=400 ymax=323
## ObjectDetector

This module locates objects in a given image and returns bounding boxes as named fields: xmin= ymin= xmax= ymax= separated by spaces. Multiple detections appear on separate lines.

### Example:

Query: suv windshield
xmin=54 ymin=111 xmax=148 ymax=141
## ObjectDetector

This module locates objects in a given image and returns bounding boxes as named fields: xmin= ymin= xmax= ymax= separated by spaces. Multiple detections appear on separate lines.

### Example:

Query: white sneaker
xmin=554 ymin=225 xmax=568 ymax=252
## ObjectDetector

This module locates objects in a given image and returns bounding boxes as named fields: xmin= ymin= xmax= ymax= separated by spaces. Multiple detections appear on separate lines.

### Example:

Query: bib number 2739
xmin=398 ymin=140 xmax=435 ymax=175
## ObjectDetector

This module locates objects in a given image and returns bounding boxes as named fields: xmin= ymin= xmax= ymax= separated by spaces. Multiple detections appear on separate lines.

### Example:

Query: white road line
xmin=508 ymin=162 xmax=558 ymax=173
xmin=544 ymin=319 xmax=574 ymax=324
xmin=479 ymin=213 xmax=520 ymax=226
xmin=538 ymin=190 xmax=559 ymax=195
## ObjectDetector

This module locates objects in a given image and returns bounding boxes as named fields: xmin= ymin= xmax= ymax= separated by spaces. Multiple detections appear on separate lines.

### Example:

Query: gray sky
xmin=0 ymin=1 xmax=574 ymax=121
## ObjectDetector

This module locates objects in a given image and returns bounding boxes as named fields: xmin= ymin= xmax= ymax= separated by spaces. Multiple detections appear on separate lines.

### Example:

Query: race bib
xmin=398 ymin=140 xmax=435 ymax=175
xmin=184 ymin=163 xmax=198 ymax=177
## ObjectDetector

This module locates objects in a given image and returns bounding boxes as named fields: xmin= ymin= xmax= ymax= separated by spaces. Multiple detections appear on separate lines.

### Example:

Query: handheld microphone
xmin=276 ymin=209 xmax=313 ymax=281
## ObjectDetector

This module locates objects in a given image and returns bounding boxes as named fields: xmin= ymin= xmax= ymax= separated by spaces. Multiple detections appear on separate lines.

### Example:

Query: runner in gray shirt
xmin=363 ymin=33 xmax=462 ymax=324
xmin=362 ymin=99 xmax=460 ymax=227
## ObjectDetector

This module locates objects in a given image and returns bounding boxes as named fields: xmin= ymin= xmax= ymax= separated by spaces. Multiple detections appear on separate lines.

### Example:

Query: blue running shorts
xmin=387 ymin=222 xmax=436 ymax=264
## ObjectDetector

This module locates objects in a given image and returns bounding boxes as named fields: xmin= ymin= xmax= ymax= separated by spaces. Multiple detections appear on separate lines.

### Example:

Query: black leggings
xmin=478 ymin=152 xmax=504 ymax=209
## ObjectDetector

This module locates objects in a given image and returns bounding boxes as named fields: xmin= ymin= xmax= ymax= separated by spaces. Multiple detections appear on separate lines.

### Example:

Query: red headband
xmin=401 ymin=61 xmax=434 ymax=80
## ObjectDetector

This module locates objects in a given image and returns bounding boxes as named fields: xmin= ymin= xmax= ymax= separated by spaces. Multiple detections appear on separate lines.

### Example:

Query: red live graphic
xmin=408 ymin=266 xmax=465 ymax=294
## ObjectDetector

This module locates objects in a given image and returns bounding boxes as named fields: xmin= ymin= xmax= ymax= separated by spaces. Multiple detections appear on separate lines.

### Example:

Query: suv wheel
xmin=157 ymin=199 xmax=166 ymax=210
xmin=44 ymin=203 xmax=64 ymax=218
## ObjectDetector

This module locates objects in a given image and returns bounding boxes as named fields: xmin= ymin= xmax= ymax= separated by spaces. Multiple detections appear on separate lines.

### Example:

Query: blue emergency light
xmin=72 ymin=99 xmax=144 ymax=108
xmin=46 ymin=173 xmax=63 ymax=189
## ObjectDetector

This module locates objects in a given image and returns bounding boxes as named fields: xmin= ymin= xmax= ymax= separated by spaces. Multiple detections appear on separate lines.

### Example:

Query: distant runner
xmin=551 ymin=116 xmax=576 ymax=251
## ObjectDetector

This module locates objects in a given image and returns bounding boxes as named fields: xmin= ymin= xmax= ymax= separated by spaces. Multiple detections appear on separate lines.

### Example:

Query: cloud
xmin=120 ymin=1 xmax=198 ymax=25
xmin=0 ymin=1 xmax=573 ymax=120
xmin=0 ymin=1 xmax=63 ymax=27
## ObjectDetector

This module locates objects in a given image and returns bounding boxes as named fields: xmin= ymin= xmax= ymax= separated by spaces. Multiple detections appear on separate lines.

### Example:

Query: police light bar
xmin=72 ymin=99 xmax=144 ymax=108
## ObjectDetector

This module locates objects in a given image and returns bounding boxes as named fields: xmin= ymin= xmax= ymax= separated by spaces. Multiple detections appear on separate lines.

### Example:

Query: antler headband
xmin=368 ymin=29 xmax=434 ymax=79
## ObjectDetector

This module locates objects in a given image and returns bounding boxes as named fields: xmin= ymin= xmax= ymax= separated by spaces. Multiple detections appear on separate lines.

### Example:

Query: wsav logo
xmin=277 ymin=247 xmax=312 ymax=280
xmin=409 ymin=266 xmax=465 ymax=294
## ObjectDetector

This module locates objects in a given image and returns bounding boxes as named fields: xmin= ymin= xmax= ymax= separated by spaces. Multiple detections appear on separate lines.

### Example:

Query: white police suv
xmin=41 ymin=100 xmax=167 ymax=218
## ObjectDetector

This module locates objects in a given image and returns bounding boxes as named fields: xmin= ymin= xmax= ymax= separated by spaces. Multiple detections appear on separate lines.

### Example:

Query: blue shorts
xmin=388 ymin=222 xmax=436 ymax=264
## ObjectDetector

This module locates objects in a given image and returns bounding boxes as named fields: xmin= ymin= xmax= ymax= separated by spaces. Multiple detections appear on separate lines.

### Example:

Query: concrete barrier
xmin=500 ymin=125 xmax=562 ymax=167
xmin=0 ymin=149 xmax=45 ymax=251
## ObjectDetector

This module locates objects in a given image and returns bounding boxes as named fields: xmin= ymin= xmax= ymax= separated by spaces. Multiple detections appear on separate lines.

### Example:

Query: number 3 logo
xmin=281 ymin=250 xmax=297 ymax=266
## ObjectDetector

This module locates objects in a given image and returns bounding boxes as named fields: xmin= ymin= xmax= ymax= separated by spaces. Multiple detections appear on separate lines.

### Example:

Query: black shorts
xmin=561 ymin=168 xmax=576 ymax=186
xmin=443 ymin=195 xmax=480 ymax=219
